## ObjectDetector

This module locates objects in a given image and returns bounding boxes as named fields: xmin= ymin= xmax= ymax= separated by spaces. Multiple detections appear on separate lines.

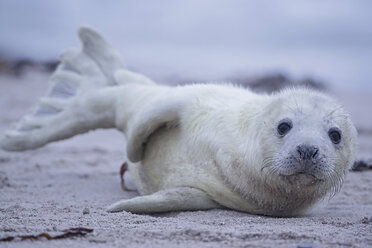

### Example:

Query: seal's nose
xmin=296 ymin=145 xmax=319 ymax=160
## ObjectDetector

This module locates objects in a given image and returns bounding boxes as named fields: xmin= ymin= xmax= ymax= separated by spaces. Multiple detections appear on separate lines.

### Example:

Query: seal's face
xmin=274 ymin=115 xmax=339 ymax=186
xmin=261 ymin=89 xmax=357 ymax=196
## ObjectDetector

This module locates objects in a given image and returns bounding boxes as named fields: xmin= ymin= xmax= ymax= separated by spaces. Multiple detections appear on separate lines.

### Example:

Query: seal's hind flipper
xmin=0 ymin=86 xmax=120 ymax=151
xmin=107 ymin=187 xmax=220 ymax=213
xmin=0 ymin=27 xmax=125 ymax=151
xmin=78 ymin=27 xmax=124 ymax=84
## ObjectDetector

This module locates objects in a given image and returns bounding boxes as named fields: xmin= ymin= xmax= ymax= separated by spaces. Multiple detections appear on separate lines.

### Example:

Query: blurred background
xmin=0 ymin=0 xmax=371 ymax=92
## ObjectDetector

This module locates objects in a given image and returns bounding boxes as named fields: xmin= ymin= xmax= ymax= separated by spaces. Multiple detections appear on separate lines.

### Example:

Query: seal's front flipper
xmin=106 ymin=187 xmax=220 ymax=213
xmin=126 ymin=95 xmax=186 ymax=162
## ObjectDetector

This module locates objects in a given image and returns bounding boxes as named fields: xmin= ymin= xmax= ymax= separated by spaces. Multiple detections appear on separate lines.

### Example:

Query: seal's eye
xmin=277 ymin=119 xmax=292 ymax=136
xmin=328 ymin=127 xmax=342 ymax=144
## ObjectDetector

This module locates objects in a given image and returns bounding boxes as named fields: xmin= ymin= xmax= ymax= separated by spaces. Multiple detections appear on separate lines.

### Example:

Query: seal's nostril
xmin=312 ymin=148 xmax=319 ymax=159
xmin=296 ymin=144 xmax=319 ymax=160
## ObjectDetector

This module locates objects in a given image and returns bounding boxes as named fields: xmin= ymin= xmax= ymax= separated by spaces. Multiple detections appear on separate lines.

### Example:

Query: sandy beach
xmin=0 ymin=71 xmax=371 ymax=248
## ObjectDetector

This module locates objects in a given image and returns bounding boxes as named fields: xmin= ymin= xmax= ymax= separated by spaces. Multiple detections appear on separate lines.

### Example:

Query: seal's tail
xmin=0 ymin=27 xmax=153 ymax=151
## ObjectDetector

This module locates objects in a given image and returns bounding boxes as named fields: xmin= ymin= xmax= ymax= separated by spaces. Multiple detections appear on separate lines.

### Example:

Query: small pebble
xmin=83 ymin=207 xmax=90 ymax=215
xmin=361 ymin=217 xmax=372 ymax=224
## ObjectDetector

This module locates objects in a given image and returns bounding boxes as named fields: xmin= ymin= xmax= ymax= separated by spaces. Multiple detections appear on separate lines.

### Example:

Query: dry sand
xmin=0 ymin=71 xmax=371 ymax=248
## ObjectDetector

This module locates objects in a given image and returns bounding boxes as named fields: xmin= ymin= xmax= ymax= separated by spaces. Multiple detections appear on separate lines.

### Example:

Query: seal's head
xmin=237 ymin=88 xmax=357 ymax=215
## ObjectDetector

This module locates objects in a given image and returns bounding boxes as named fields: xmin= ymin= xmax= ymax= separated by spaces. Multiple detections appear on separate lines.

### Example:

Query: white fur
xmin=0 ymin=28 xmax=357 ymax=216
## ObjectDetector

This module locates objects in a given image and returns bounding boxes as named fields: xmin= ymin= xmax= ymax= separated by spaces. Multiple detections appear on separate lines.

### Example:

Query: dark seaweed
xmin=0 ymin=227 xmax=93 ymax=242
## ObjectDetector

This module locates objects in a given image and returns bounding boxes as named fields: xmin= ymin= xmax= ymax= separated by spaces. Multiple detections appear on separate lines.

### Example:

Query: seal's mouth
xmin=280 ymin=172 xmax=324 ymax=186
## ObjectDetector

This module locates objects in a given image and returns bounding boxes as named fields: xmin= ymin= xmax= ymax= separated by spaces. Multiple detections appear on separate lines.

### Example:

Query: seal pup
xmin=0 ymin=28 xmax=357 ymax=216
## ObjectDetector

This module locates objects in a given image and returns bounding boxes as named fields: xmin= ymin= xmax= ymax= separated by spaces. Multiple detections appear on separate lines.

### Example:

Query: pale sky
xmin=0 ymin=0 xmax=371 ymax=91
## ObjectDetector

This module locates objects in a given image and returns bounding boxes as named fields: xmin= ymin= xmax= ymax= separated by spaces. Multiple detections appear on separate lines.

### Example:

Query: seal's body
xmin=0 ymin=28 xmax=357 ymax=216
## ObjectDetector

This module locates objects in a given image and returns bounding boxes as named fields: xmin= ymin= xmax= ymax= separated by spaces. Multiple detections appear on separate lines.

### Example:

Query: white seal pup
xmin=0 ymin=28 xmax=357 ymax=216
